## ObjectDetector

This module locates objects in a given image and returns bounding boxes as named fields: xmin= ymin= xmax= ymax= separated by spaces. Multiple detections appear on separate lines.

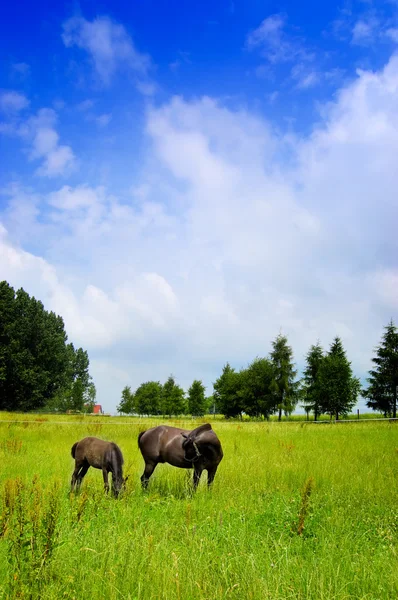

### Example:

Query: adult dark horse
xmin=70 ymin=436 xmax=127 ymax=497
xmin=138 ymin=423 xmax=223 ymax=490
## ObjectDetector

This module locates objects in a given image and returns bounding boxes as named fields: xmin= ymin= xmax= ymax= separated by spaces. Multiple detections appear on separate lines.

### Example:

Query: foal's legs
xmin=140 ymin=461 xmax=157 ymax=489
xmin=71 ymin=461 xmax=83 ymax=491
xmin=71 ymin=461 xmax=89 ymax=491
xmin=76 ymin=462 xmax=89 ymax=489
xmin=70 ymin=465 xmax=80 ymax=492
xmin=102 ymin=467 xmax=110 ymax=493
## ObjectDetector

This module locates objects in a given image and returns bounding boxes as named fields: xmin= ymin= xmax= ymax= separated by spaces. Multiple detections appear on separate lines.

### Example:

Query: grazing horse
xmin=138 ymin=423 xmax=223 ymax=490
xmin=70 ymin=436 xmax=127 ymax=497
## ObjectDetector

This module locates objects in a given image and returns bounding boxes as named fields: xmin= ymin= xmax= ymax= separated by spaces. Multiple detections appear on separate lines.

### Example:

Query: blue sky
xmin=1 ymin=1 xmax=398 ymax=412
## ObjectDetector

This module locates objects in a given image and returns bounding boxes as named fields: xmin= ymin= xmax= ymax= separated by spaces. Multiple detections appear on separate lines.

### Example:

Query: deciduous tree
xmin=135 ymin=381 xmax=162 ymax=415
xmin=117 ymin=385 xmax=134 ymax=414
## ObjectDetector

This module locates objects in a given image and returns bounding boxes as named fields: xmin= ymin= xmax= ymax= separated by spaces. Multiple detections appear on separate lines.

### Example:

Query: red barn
xmin=93 ymin=404 xmax=103 ymax=414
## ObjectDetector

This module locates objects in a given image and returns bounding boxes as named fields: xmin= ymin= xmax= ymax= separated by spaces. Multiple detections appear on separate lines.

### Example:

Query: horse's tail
xmin=138 ymin=430 xmax=146 ymax=448
xmin=71 ymin=442 xmax=78 ymax=459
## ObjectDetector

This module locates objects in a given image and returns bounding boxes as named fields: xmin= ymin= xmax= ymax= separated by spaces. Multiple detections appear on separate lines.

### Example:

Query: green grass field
xmin=0 ymin=413 xmax=397 ymax=599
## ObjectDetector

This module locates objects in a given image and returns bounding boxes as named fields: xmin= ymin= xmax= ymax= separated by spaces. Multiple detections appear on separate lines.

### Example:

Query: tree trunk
xmin=393 ymin=387 xmax=397 ymax=419
xmin=314 ymin=409 xmax=318 ymax=422
xmin=336 ymin=411 xmax=339 ymax=421
xmin=278 ymin=406 xmax=282 ymax=421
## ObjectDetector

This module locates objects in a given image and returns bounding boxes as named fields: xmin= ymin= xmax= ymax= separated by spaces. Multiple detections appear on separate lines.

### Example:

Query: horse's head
xmin=181 ymin=424 xmax=212 ymax=462
xmin=181 ymin=433 xmax=202 ymax=462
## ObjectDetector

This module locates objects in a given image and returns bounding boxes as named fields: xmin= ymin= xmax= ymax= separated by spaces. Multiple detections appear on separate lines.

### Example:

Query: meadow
xmin=0 ymin=413 xmax=397 ymax=599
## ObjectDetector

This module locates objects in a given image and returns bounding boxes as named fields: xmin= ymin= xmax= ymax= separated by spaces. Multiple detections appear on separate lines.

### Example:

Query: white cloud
xmin=246 ymin=14 xmax=286 ymax=56
xmin=386 ymin=27 xmax=398 ymax=43
xmin=135 ymin=80 xmax=157 ymax=96
xmin=0 ymin=90 xmax=29 ymax=114
xmin=23 ymin=109 xmax=75 ymax=177
xmin=11 ymin=63 xmax=30 ymax=79
xmin=77 ymin=99 xmax=95 ymax=111
xmin=62 ymin=15 xmax=151 ymax=86
xmin=352 ymin=18 xmax=378 ymax=45
xmin=0 ymin=104 xmax=75 ymax=177
xmin=2 ymin=55 xmax=398 ymax=410
xmin=48 ymin=185 xmax=103 ymax=210
xmin=291 ymin=64 xmax=319 ymax=89
xmin=246 ymin=14 xmax=312 ymax=64
xmin=95 ymin=113 xmax=112 ymax=127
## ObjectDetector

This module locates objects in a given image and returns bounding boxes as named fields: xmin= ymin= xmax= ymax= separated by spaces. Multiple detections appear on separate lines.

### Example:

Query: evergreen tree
xmin=269 ymin=334 xmax=298 ymax=421
xmin=301 ymin=342 xmax=324 ymax=421
xmin=187 ymin=380 xmax=207 ymax=416
xmin=363 ymin=320 xmax=398 ymax=417
xmin=318 ymin=337 xmax=360 ymax=420
xmin=161 ymin=375 xmax=186 ymax=416
xmin=135 ymin=381 xmax=162 ymax=415
xmin=213 ymin=363 xmax=244 ymax=418
xmin=117 ymin=385 xmax=134 ymax=414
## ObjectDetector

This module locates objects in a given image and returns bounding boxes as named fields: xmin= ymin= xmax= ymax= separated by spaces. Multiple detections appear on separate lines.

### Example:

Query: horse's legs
xmin=207 ymin=466 xmax=218 ymax=488
xmin=193 ymin=466 xmax=203 ymax=490
xmin=102 ymin=468 xmax=110 ymax=493
xmin=141 ymin=461 xmax=157 ymax=489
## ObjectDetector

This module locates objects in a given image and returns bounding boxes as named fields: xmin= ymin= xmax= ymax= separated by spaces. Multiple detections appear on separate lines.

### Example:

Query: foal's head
xmin=112 ymin=475 xmax=129 ymax=497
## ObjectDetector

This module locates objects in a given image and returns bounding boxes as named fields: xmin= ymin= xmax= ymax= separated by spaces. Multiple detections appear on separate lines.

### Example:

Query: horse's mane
xmin=190 ymin=423 xmax=212 ymax=438
xmin=110 ymin=442 xmax=124 ymax=474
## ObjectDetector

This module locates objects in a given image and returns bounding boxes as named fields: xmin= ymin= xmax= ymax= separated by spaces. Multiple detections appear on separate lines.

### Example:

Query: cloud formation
xmin=0 ymin=90 xmax=29 ymax=114
xmin=2 ymin=54 xmax=398 ymax=410
xmin=246 ymin=14 xmax=312 ymax=64
xmin=62 ymin=15 xmax=151 ymax=87
xmin=23 ymin=109 xmax=76 ymax=177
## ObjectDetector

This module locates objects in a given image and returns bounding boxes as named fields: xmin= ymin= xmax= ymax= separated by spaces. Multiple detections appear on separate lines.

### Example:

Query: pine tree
xmin=318 ymin=337 xmax=360 ymax=420
xmin=187 ymin=380 xmax=207 ymax=416
xmin=269 ymin=334 xmax=298 ymax=421
xmin=301 ymin=342 xmax=324 ymax=421
xmin=363 ymin=320 xmax=398 ymax=418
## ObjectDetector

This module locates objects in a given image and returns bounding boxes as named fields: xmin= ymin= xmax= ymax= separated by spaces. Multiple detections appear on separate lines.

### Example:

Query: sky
xmin=1 ymin=1 xmax=398 ymax=414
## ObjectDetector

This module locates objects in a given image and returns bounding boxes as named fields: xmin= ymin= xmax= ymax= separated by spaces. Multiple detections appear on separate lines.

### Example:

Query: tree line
xmin=1 ymin=279 xmax=396 ymax=419
xmin=119 ymin=322 xmax=398 ymax=420
xmin=0 ymin=281 xmax=96 ymax=412
xmin=117 ymin=377 xmax=210 ymax=417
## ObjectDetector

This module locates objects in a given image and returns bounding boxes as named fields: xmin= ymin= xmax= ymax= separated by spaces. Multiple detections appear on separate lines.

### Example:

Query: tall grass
xmin=0 ymin=414 xmax=397 ymax=599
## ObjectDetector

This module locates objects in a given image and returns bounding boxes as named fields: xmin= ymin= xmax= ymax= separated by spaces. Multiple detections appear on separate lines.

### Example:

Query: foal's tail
xmin=71 ymin=442 xmax=78 ymax=459
xmin=138 ymin=430 xmax=146 ymax=447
